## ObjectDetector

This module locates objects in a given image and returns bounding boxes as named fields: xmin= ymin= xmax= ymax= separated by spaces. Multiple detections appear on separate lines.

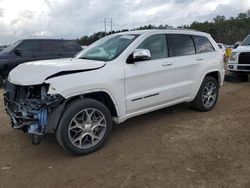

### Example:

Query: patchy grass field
xmin=1 ymin=82 xmax=250 ymax=188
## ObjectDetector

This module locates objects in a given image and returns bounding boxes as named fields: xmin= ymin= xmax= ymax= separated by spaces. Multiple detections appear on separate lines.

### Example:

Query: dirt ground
xmin=1 ymin=82 xmax=250 ymax=188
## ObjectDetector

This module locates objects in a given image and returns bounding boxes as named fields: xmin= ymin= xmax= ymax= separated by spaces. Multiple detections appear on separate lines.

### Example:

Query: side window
xmin=61 ymin=41 xmax=82 ymax=52
xmin=192 ymin=35 xmax=215 ymax=53
xmin=137 ymin=34 xmax=168 ymax=60
xmin=168 ymin=34 xmax=195 ymax=57
xmin=40 ymin=41 xmax=63 ymax=53
xmin=17 ymin=41 xmax=40 ymax=52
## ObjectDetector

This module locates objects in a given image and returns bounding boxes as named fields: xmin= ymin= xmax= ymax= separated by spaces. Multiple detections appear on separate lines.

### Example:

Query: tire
xmin=224 ymin=72 xmax=248 ymax=82
xmin=56 ymin=98 xmax=112 ymax=155
xmin=190 ymin=76 xmax=219 ymax=112
xmin=0 ymin=74 xmax=3 ymax=88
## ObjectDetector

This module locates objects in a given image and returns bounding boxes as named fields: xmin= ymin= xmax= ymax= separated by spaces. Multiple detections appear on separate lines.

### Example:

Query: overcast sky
xmin=0 ymin=0 xmax=250 ymax=45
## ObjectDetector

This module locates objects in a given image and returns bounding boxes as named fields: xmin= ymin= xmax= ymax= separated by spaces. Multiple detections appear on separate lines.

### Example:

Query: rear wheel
xmin=190 ymin=76 xmax=219 ymax=112
xmin=56 ymin=98 xmax=112 ymax=155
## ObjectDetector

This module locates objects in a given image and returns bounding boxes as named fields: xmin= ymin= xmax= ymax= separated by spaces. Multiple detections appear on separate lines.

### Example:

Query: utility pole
xmin=103 ymin=18 xmax=114 ymax=34
xmin=104 ymin=18 xmax=107 ymax=35
xmin=111 ymin=19 xmax=113 ymax=33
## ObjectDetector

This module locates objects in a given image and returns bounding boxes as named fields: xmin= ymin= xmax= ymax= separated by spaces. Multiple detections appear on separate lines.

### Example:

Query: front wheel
xmin=190 ymin=76 xmax=219 ymax=112
xmin=56 ymin=98 xmax=112 ymax=155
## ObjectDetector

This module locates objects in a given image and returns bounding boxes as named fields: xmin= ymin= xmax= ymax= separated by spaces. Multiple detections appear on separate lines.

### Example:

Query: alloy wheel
xmin=68 ymin=108 xmax=107 ymax=149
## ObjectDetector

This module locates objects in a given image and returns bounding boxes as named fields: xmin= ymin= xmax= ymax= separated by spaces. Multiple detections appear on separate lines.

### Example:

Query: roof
xmin=115 ymin=29 xmax=209 ymax=36
xmin=21 ymin=39 xmax=75 ymax=42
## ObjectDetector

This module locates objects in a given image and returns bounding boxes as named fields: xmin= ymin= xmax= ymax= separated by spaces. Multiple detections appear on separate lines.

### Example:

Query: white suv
xmin=4 ymin=30 xmax=225 ymax=155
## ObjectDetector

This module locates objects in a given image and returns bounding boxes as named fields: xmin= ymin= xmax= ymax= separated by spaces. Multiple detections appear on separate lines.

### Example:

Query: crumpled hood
xmin=8 ymin=58 xmax=106 ymax=86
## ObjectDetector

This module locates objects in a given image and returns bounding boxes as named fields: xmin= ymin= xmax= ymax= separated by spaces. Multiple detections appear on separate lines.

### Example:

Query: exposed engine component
xmin=4 ymin=81 xmax=64 ymax=137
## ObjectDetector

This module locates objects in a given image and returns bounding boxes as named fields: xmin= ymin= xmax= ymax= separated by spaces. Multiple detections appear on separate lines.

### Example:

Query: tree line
xmin=76 ymin=12 xmax=250 ymax=46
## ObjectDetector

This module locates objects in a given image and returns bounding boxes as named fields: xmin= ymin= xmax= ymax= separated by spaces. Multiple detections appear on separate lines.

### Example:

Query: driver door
xmin=124 ymin=34 xmax=175 ymax=114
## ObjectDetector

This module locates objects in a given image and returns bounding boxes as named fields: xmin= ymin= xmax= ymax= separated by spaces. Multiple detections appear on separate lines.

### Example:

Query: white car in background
xmin=81 ymin=45 xmax=88 ymax=50
xmin=217 ymin=43 xmax=226 ymax=56
xmin=4 ymin=29 xmax=225 ymax=155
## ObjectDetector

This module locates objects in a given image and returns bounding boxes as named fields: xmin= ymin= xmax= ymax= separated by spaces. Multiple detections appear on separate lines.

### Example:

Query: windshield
xmin=77 ymin=34 xmax=139 ymax=61
xmin=0 ymin=40 xmax=22 ymax=54
xmin=242 ymin=36 xmax=250 ymax=46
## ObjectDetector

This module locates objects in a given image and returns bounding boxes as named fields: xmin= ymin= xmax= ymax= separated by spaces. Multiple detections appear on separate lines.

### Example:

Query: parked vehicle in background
xmin=225 ymin=45 xmax=233 ymax=58
xmin=0 ymin=39 xmax=82 ymax=87
xmin=233 ymin=41 xmax=242 ymax=49
xmin=218 ymin=43 xmax=226 ymax=55
xmin=0 ymin=45 xmax=7 ymax=52
xmin=4 ymin=29 xmax=225 ymax=155
xmin=81 ymin=45 xmax=88 ymax=50
xmin=217 ymin=43 xmax=228 ymax=63
xmin=228 ymin=35 xmax=250 ymax=73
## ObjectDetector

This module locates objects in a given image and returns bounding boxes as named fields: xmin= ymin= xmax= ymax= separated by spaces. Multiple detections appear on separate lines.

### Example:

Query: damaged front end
xmin=4 ymin=81 xmax=64 ymax=143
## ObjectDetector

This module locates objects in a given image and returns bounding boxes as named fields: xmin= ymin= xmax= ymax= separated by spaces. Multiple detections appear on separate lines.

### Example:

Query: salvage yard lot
xmin=1 ymin=82 xmax=250 ymax=188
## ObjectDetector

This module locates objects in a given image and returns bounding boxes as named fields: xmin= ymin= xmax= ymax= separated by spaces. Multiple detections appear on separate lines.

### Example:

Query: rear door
xmin=124 ymin=34 xmax=175 ymax=114
xmin=167 ymin=34 xmax=215 ymax=100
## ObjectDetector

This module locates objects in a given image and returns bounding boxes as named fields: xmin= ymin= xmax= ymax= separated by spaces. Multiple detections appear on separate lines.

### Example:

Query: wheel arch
xmin=66 ymin=91 xmax=119 ymax=117
xmin=191 ymin=70 xmax=222 ymax=101
xmin=204 ymin=71 xmax=221 ymax=85
xmin=46 ymin=90 xmax=119 ymax=133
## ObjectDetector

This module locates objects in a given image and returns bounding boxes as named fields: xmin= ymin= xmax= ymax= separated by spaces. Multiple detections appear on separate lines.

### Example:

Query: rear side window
xmin=168 ymin=34 xmax=195 ymax=57
xmin=138 ymin=34 xmax=168 ymax=60
xmin=40 ymin=41 xmax=64 ymax=53
xmin=61 ymin=41 xmax=82 ymax=52
xmin=192 ymin=35 xmax=215 ymax=53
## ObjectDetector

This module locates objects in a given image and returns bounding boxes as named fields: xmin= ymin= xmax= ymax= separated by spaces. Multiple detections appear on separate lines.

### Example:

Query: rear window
xmin=192 ymin=35 xmax=215 ymax=53
xmin=168 ymin=34 xmax=195 ymax=57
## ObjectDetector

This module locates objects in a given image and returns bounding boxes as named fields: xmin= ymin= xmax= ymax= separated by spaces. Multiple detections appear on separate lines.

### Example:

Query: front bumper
xmin=227 ymin=63 xmax=250 ymax=72
xmin=4 ymin=81 xmax=64 ymax=135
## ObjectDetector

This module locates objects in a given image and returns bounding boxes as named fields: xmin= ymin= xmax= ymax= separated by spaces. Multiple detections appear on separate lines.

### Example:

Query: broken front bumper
xmin=4 ymin=80 xmax=64 ymax=136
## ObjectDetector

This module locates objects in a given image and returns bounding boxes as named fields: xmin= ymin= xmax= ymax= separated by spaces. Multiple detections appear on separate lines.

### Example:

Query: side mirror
xmin=14 ymin=49 xmax=22 ymax=56
xmin=133 ymin=49 xmax=151 ymax=61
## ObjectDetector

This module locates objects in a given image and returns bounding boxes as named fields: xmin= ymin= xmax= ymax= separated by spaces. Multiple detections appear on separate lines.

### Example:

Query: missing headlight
xmin=4 ymin=81 xmax=64 ymax=137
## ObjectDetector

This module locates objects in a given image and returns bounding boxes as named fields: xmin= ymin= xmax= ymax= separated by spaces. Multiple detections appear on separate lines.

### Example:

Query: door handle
xmin=196 ymin=58 xmax=204 ymax=61
xmin=162 ymin=62 xmax=173 ymax=66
